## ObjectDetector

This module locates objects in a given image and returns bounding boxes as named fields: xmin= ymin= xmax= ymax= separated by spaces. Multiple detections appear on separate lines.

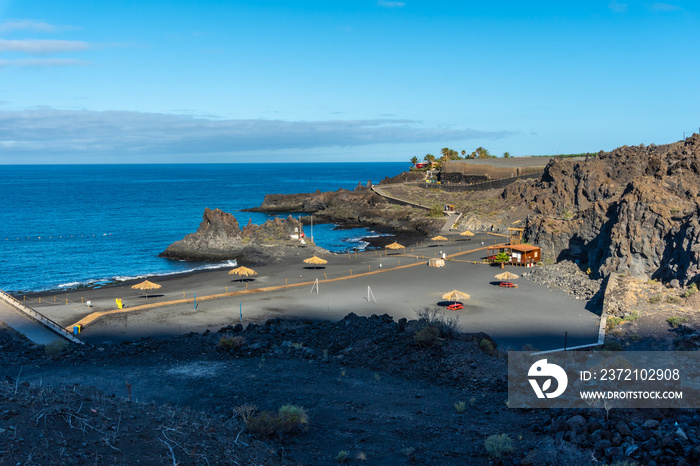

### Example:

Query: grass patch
xmin=667 ymin=316 xmax=689 ymax=328
xmin=454 ymin=401 xmax=467 ymax=414
xmin=606 ymin=316 xmax=623 ymax=331
xmin=484 ymin=433 xmax=514 ymax=459
xmin=244 ymin=404 xmax=308 ymax=437
xmin=44 ymin=339 xmax=68 ymax=358
xmin=666 ymin=295 xmax=681 ymax=304
xmin=623 ymin=311 xmax=640 ymax=322
xmin=682 ymin=283 xmax=698 ymax=298
xmin=428 ymin=204 xmax=444 ymax=217
xmin=601 ymin=340 xmax=623 ymax=351
xmin=648 ymin=293 xmax=663 ymax=304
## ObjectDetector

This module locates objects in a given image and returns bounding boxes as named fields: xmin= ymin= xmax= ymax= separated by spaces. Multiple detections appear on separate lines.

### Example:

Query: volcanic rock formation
xmin=504 ymin=134 xmax=700 ymax=284
xmin=160 ymin=208 xmax=325 ymax=264
xmin=245 ymin=188 xmax=442 ymax=237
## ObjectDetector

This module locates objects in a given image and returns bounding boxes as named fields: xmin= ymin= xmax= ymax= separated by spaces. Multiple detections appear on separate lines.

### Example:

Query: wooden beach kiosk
xmin=486 ymin=227 xmax=541 ymax=267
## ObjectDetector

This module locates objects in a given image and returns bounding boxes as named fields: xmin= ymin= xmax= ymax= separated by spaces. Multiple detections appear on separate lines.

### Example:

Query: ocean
xmin=0 ymin=163 xmax=407 ymax=294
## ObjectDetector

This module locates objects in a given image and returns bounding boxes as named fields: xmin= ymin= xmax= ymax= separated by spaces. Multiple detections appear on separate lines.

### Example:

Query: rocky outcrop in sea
xmin=503 ymin=134 xmax=700 ymax=285
xmin=160 ymin=208 xmax=326 ymax=264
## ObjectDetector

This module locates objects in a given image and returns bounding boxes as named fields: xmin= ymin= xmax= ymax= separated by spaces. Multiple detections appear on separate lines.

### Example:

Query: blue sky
xmin=0 ymin=0 xmax=698 ymax=163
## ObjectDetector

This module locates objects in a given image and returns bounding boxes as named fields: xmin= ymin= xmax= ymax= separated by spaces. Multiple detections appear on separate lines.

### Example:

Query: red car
xmin=446 ymin=302 xmax=464 ymax=310
xmin=499 ymin=282 xmax=517 ymax=288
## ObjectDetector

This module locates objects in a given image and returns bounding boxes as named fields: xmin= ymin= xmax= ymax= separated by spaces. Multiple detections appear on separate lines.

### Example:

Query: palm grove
xmin=410 ymin=147 xmax=511 ymax=168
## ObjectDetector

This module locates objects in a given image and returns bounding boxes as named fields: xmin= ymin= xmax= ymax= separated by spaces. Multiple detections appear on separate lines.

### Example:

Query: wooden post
xmin=324 ymin=273 xmax=327 ymax=279
xmin=226 ymin=286 xmax=228 ymax=293
xmin=286 ymin=278 xmax=288 ymax=285
xmin=246 ymin=282 xmax=248 ymax=290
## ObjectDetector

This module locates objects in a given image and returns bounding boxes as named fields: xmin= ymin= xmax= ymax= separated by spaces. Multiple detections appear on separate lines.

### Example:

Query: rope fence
xmin=4 ymin=233 xmax=114 ymax=242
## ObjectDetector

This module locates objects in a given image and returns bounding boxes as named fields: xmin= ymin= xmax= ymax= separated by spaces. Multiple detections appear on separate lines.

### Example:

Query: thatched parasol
xmin=228 ymin=266 xmax=258 ymax=278
xmin=441 ymin=289 xmax=471 ymax=302
xmin=459 ymin=230 xmax=474 ymax=237
xmin=431 ymin=235 xmax=448 ymax=242
xmin=303 ymin=255 xmax=328 ymax=268
xmin=131 ymin=280 xmax=161 ymax=298
xmin=385 ymin=241 xmax=405 ymax=250
xmin=495 ymin=271 xmax=519 ymax=280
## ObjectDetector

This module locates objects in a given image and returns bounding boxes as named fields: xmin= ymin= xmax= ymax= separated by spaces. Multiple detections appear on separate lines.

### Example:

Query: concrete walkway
xmin=0 ymin=299 xmax=61 ymax=345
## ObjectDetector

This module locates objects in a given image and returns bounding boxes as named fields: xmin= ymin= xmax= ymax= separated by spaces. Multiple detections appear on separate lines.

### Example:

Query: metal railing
xmin=0 ymin=290 xmax=84 ymax=344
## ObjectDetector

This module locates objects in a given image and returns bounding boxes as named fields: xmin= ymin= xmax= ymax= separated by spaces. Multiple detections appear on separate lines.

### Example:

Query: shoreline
xmin=11 ymin=227 xmax=415 ymax=298
xmin=21 ymin=234 xmax=602 ymax=352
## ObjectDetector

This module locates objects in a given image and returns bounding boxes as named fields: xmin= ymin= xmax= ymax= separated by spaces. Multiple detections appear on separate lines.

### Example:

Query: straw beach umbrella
xmin=459 ymin=230 xmax=474 ymax=237
xmin=494 ymin=271 xmax=519 ymax=281
xmin=131 ymin=280 xmax=161 ymax=298
xmin=385 ymin=242 xmax=405 ymax=254
xmin=228 ymin=266 xmax=258 ymax=278
xmin=303 ymin=255 xmax=328 ymax=269
xmin=442 ymin=289 xmax=470 ymax=304
xmin=431 ymin=235 xmax=448 ymax=242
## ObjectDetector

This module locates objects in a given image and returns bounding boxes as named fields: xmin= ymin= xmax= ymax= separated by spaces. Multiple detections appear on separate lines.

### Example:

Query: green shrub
xmin=480 ymin=339 xmax=497 ymax=356
xmin=335 ymin=451 xmax=349 ymax=463
xmin=245 ymin=404 xmax=308 ymax=437
xmin=484 ymin=433 xmax=514 ymax=458
xmin=623 ymin=311 xmax=640 ymax=322
xmin=629 ymin=334 xmax=642 ymax=342
xmin=601 ymin=340 xmax=623 ymax=351
xmin=217 ymin=335 xmax=245 ymax=351
xmin=667 ymin=316 xmax=689 ymax=328
xmin=429 ymin=204 xmax=444 ymax=217
xmin=606 ymin=316 xmax=623 ymax=330
xmin=666 ymin=295 xmax=681 ymax=304
xmin=648 ymin=293 xmax=663 ymax=304
xmin=454 ymin=401 xmax=467 ymax=414
xmin=414 ymin=325 xmax=440 ymax=347
xmin=682 ymin=283 xmax=698 ymax=298
xmin=44 ymin=339 xmax=68 ymax=358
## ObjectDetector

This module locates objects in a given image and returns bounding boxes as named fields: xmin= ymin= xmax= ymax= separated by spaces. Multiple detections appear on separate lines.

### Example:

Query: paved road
xmin=0 ymin=299 xmax=61 ymax=345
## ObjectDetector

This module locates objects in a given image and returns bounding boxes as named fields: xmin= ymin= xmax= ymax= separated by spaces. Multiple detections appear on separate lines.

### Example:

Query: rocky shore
xmin=244 ymin=187 xmax=443 ymax=238
xmin=160 ymin=207 xmax=327 ymax=264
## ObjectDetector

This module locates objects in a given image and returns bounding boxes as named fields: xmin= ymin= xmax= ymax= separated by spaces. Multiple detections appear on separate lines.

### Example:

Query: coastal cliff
xmin=504 ymin=134 xmax=700 ymax=284
xmin=245 ymin=188 xmax=443 ymax=237
xmin=160 ymin=208 xmax=326 ymax=264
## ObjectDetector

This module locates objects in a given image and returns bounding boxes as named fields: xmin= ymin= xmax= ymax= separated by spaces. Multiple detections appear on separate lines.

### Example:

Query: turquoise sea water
xmin=0 ymin=163 xmax=407 ymax=293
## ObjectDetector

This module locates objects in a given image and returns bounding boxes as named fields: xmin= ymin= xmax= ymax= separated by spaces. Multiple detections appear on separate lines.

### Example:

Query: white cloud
xmin=608 ymin=1 xmax=628 ymax=13
xmin=378 ymin=0 xmax=405 ymax=8
xmin=0 ymin=19 xmax=67 ymax=33
xmin=0 ymin=109 xmax=515 ymax=160
xmin=0 ymin=58 xmax=90 ymax=67
xmin=649 ymin=2 xmax=682 ymax=12
xmin=0 ymin=38 xmax=90 ymax=55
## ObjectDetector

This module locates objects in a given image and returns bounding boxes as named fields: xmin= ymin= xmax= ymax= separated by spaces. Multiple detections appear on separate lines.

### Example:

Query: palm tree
xmin=475 ymin=147 xmax=491 ymax=159
xmin=424 ymin=153 xmax=436 ymax=164
xmin=410 ymin=155 xmax=419 ymax=166
xmin=503 ymin=151 xmax=511 ymax=158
